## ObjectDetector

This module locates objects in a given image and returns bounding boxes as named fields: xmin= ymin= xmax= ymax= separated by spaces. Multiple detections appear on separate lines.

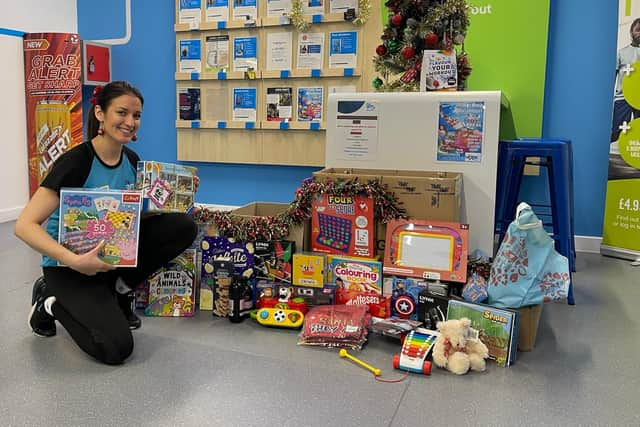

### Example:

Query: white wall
xmin=0 ymin=0 xmax=77 ymax=222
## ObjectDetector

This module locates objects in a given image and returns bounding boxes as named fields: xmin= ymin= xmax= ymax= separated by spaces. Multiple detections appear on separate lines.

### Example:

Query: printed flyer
xmin=233 ymin=36 xmax=257 ymax=71
xmin=601 ymin=0 xmax=640 ymax=259
xmin=233 ymin=87 xmax=257 ymax=122
xmin=205 ymin=0 xmax=229 ymax=22
xmin=329 ymin=0 xmax=357 ymax=13
xmin=297 ymin=87 xmax=323 ymax=121
xmin=329 ymin=31 xmax=357 ymax=68
xmin=179 ymin=39 xmax=202 ymax=73
xmin=266 ymin=87 xmax=293 ymax=122
xmin=205 ymin=35 xmax=229 ymax=72
xmin=436 ymin=102 xmax=485 ymax=163
xmin=232 ymin=0 xmax=257 ymax=20
xmin=179 ymin=0 xmax=202 ymax=25
xmin=267 ymin=0 xmax=292 ymax=16
xmin=303 ymin=0 xmax=325 ymax=15
xmin=266 ymin=32 xmax=293 ymax=71
xmin=297 ymin=32 xmax=324 ymax=69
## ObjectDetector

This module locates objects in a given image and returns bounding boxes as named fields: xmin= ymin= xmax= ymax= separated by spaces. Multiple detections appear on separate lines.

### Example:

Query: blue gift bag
xmin=488 ymin=203 xmax=570 ymax=308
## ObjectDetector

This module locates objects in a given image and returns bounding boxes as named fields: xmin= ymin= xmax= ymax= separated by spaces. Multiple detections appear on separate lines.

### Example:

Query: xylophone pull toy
xmin=338 ymin=349 xmax=382 ymax=376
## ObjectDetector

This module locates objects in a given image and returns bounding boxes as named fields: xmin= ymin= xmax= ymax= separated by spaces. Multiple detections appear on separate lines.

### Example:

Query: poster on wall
xmin=601 ymin=0 xmax=640 ymax=260
xmin=23 ymin=33 xmax=83 ymax=197
xmin=436 ymin=102 xmax=484 ymax=163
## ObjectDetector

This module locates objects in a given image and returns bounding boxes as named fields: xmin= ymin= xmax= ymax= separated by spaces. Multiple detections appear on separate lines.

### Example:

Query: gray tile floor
xmin=2 ymin=219 xmax=639 ymax=427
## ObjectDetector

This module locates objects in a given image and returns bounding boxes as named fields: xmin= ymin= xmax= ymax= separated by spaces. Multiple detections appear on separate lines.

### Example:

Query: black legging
xmin=43 ymin=213 xmax=198 ymax=365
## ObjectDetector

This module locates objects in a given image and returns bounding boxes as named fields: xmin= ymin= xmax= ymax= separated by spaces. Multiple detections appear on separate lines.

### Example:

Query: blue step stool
xmin=495 ymin=138 xmax=576 ymax=305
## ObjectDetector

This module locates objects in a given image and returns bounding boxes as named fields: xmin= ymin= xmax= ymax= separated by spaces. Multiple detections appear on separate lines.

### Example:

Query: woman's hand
xmin=193 ymin=175 xmax=200 ymax=193
xmin=68 ymin=240 xmax=116 ymax=276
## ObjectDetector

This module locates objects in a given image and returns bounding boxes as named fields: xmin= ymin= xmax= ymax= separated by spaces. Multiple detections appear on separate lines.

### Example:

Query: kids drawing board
xmin=326 ymin=91 xmax=503 ymax=255
xmin=58 ymin=188 xmax=142 ymax=267
xmin=383 ymin=219 xmax=469 ymax=283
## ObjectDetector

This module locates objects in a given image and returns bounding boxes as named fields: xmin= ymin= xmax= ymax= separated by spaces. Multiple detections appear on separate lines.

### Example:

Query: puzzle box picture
xmin=58 ymin=188 xmax=142 ymax=267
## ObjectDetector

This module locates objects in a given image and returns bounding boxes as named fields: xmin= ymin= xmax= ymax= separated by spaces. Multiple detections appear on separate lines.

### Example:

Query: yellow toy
xmin=338 ymin=349 xmax=381 ymax=376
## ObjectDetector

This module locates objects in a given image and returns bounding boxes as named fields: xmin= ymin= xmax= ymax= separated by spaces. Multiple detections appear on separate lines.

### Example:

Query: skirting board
xmin=0 ymin=207 xmax=23 ymax=223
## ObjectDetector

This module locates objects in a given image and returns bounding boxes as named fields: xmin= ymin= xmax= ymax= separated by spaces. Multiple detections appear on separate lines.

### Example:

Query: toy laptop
xmin=136 ymin=161 xmax=197 ymax=213
xmin=446 ymin=299 xmax=520 ymax=367
xmin=144 ymin=248 xmax=197 ymax=317
xmin=58 ymin=188 xmax=142 ymax=267
xmin=311 ymin=194 xmax=375 ymax=258
xmin=383 ymin=219 xmax=469 ymax=283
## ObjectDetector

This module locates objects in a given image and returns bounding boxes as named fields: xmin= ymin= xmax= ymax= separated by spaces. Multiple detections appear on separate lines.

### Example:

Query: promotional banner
xmin=601 ymin=0 xmax=640 ymax=259
xmin=23 ymin=33 xmax=83 ymax=196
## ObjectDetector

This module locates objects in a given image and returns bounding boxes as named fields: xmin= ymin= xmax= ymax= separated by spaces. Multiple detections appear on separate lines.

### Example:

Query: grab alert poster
xmin=601 ymin=0 xmax=640 ymax=259
xmin=23 ymin=33 xmax=83 ymax=196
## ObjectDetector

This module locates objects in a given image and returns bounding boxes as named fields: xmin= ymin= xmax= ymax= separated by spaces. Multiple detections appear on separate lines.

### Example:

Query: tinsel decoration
xmin=289 ymin=0 xmax=371 ymax=32
xmin=191 ymin=178 xmax=406 ymax=242
xmin=289 ymin=0 xmax=310 ymax=32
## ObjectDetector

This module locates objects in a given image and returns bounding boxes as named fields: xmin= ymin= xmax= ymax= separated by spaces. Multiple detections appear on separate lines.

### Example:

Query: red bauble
xmin=401 ymin=46 xmax=415 ymax=60
xmin=376 ymin=44 xmax=387 ymax=56
xmin=425 ymin=32 xmax=439 ymax=47
xmin=391 ymin=13 xmax=403 ymax=26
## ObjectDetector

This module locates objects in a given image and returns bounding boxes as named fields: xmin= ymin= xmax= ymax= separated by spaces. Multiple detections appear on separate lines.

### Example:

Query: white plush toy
xmin=432 ymin=317 xmax=489 ymax=375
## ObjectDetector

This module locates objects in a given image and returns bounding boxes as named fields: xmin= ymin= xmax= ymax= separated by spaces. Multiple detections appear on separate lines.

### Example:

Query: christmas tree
xmin=373 ymin=0 xmax=472 ymax=91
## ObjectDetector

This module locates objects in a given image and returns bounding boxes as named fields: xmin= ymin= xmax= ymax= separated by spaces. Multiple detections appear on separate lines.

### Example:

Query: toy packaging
xmin=253 ymin=240 xmax=295 ymax=283
xmin=383 ymin=276 xmax=429 ymax=320
xmin=311 ymin=194 xmax=375 ymax=257
xmin=292 ymin=252 xmax=326 ymax=288
xmin=200 ymin=236 xmax=255 ymax=315
xmin=58 ymin=188 xmax=142 ymax=267
xmin=292 ymin=284 xmax=335 ymax=307
xmin=446 ymin=299 xmax=520 ymax=367
xmin=383 ymin=219 xmax=469 ymax=283
xmin=144 ymin=248 xmax=197 ymax=317
xmin=369 ymin=317 xmax=423 ymax=339
xmin=327 ymin=255 xmax=382 ymax=293
xmin=417 ymin=289 xmax=453 ymax=330
xmin=135 ymin=161 xmax=197 ymax=213
xmin=335 ymin=288 xmax=391 ymax=318
xmin=298 ymin=305 xmax=371 ymax=350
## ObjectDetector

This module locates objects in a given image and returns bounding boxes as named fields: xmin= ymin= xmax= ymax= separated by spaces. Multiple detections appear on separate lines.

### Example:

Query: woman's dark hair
xmin=86 ymin=81 xmax=144 ymax=139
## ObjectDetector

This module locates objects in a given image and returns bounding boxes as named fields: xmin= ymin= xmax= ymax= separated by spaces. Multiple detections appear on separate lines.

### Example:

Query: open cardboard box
xmin=313 ymin=168 xmax=462 ymax=257
xmin=232 ymin=202 xmax=310 ymax=251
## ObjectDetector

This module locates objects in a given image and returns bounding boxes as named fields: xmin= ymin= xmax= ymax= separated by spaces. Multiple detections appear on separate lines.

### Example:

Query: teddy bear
xmin=432 ymin=317 xmax=489 ymax=375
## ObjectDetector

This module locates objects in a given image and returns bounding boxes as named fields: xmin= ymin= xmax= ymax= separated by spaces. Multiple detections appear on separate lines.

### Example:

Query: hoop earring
xmin=131 ymin=134 xmax=138 ymax=142
xmin=97 ymin=123 xmax=104 ymax=136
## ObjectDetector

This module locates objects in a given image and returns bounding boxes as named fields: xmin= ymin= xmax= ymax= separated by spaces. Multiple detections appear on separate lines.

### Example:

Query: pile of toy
xmin=128 ymin=164 xmax=571 ymax=377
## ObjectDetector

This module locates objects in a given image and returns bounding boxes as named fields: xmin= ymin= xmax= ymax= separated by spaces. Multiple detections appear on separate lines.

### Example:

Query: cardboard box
xmin=232 ymin=202 xmax=310 ymax=251
xmin=136 ymin=161 xmax=197 ymax=213
xmin=517 ymin=304 xmax=543 ymax=352
xmin=313 ymin=168 xmax=462 ymax=257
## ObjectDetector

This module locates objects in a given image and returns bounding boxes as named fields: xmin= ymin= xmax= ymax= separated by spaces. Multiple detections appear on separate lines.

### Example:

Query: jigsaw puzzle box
xmin=58 ymin=188 xmax=142 ymax=267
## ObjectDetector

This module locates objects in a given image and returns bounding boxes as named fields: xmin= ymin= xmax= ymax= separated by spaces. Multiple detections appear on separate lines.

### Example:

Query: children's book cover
xmin=58 ymin=188 xmax=142 ymax=267
xmin=136 ymin=161 xmax=197 ymax=213
xmin=144 ymin=248 xmax=197 ymax=317
xmin=446 ymin=299 xmax=520 ymax=367
xmin=327 ymin=254 xmax=382 ymax=293
xmin=311 ymin=194 xmax=374 ymax=257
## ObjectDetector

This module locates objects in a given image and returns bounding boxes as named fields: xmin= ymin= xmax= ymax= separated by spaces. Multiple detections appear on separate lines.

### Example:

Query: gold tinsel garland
xmin=289 ymin=0 xmax=371 ymax=32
